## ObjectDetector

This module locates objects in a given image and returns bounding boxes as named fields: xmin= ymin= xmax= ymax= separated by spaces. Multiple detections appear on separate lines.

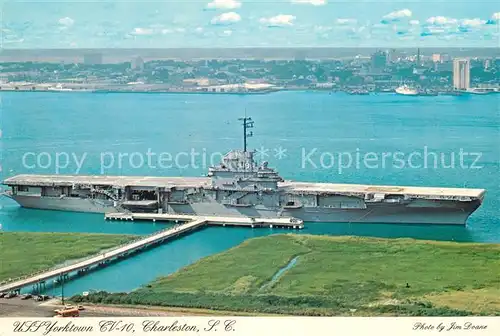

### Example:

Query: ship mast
xmin=238 ymin=116 xmax=254 ymax=153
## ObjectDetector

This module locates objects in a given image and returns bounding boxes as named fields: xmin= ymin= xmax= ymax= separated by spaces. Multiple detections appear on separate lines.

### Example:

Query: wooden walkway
xmin=0 ymin=214 xmax=303 ymax=293
xmin=0 ymin=218 xmax=206 ymax=293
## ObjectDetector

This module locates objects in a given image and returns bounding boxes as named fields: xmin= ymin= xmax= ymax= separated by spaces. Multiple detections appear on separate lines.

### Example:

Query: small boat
xmin=347 ymin=89 xmax=370 ymax=95
xmin=465 ymin=88 xmax=493 ymax=95
xmin=395 ymin=85 xmax=418 ymax=96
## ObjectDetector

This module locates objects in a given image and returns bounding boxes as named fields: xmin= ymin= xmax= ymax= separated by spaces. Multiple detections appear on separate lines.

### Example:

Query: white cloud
xmin=195 ymin=27 xmax=204 ymax=33
xmin=206 ymin=0 xmax=241 ymax=10
xmin=58 ymin=17 xmax=74 ymax=26
xmin=221 ymin=30 xmax=233 ymax=36
xmin=260 ymin=14 xmax=296 ymax=27
xmin=4 ymin=38 xmax=24 ymax=44
xmin=409 ymin=20 xmax=420 ymax=25
xmin=291 ymin=0 xmax=327 ymax=5
xmin=131 ymin=27 xmax=154 ymax=35
xmin=492 ymin=12 xmax=500 ymax=20
xmin=427 ymin=26 xmax=446 ymax=34
xmin=314 ymin=25 xmax=332 ymax=33
xmin=211 ymin=12 xmax=241 ymax=25
xmin=336 ymin=18 xmax=357 ymax=25
xmin=161 ymin=29 xmax=172 ymax=34
xmin=426 ymin=16 xmax=457 ymax=25
xmin=460 ymin=18 xmax=486 ymax=27
xmin=383 ymin=9 xmax=412 ymax=20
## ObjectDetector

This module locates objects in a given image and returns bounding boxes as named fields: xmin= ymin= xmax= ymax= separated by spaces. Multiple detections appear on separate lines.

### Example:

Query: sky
xmin=1 ymin=0 xmax=499 ymax=48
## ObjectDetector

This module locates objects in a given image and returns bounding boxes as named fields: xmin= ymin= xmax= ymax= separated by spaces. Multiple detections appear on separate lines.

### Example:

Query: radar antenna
xmin=238 ymin=116 xmax=254 ymax=153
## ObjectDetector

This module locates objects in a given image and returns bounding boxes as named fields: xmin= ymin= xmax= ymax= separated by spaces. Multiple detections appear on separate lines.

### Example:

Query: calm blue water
xmin=1 ymin=91 xmax=498 ymax=295
xmin=261 ymin=256 xmax=299 ymax=290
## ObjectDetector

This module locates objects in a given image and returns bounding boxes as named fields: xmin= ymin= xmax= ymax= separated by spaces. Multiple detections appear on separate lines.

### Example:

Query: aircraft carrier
xmin=2 ymin=118 xmax=486 ymax=225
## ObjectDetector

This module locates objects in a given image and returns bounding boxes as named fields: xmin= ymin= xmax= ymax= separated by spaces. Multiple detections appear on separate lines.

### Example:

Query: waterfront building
xmin=432 ymin=54 xmax=442 ymax=63
xmin=182 ymin=78 xmax=214 ymax=86
xmin=441 ymin=54 xmax=451 ymax=62
xmin=453 ymin=58 xmax=470 ymax=90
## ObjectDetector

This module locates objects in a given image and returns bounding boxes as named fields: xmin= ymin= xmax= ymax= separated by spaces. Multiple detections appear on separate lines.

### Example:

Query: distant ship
xmin=464 ymin=88 xmax=495 ymax=95
xmin=395 ymin=85 xmax=418 ymax=96
xmin=347 ymin=89 xmax=370 ymax=95
xmin=47 ymin=84 xmax=73 ymax=92
xmin=2 ymin=118 xmax=486 ymax=225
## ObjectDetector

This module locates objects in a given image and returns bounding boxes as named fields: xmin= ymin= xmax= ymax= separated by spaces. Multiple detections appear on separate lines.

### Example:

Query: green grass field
xmin=74 ymin=234 xmax=500 ymax=316
xmin=0 ymin=232 xmax=136 ymax=282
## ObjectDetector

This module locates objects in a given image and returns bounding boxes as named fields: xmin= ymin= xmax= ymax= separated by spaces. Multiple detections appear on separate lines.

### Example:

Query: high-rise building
xmin=371 ymin=51 xmax=387 ymax=72
xmin=453 ymin=58 xmax=470 ymax=90
xmin=386 ymin=49 xmax=397 ymax=64
xmin=484 ymin=59 xmax=491 ymax=70
xmin=131 ymin=56 xmax=144 ymax=71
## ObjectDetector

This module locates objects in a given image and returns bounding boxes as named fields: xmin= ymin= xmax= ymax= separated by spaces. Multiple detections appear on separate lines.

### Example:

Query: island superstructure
xmin=2 ymin=118 xmax=485 ymax=225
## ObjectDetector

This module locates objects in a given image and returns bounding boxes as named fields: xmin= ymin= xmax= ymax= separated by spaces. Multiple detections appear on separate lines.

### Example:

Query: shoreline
xmin=0 ymin=88 xmax=493 ymax=96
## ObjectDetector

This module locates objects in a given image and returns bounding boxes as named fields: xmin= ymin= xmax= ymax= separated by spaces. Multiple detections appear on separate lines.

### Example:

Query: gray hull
xmin=11 ymin=195 xmax=117 ymax=213
xmin=10 ymin=195 xmax=479 ymax=225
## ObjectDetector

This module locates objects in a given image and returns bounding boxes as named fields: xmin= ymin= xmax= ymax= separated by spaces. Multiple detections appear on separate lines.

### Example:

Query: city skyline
xmin=1 ymin=0 xmax=500 ymax=49
xmin=1 ymin=47 xmax=497 ymax=96
xmin=0 ymin=47 xmax=498 ymax=64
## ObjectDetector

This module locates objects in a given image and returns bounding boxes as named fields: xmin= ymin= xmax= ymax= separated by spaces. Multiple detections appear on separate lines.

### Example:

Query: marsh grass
xmin=72 ymin=234 xmax=500 ymax=316
xmin=0 ymin=232 xmax=136 ymax=281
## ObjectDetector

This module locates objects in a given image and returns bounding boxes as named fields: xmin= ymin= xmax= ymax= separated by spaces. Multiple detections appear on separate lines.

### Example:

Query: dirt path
xmin=0 ymin=298 xmax=227 ymax=317
xmin=1 ymin=298 xmax=272 ymax=317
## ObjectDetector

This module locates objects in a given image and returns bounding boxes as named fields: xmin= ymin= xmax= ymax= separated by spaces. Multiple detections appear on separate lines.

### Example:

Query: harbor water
xmin=0 ymin=91 xmax=498 ymax=295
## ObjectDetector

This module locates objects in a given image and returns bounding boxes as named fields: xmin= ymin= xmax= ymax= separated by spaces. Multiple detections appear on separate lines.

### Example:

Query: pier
xmin=0 ymin=214 xmax=303 ymax=293
xmin=104 ymin=212 xmax=304 ymax=229
xmin=0 ymin=219 xmax=206 ymax=293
